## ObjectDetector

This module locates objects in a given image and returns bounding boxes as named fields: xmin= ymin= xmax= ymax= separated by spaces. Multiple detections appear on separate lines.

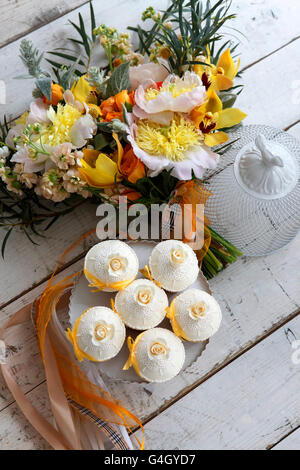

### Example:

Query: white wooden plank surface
xmin=0 ymin=0 xmax=88 ymax=47
xmin=287 ymin=122 xmax=300 ymax=138
xmin=272 ymin=428 xmax=300 ymax=450
xmin=133 ymin=315 xmax=300 ymax=450
xmin=238 ymin=38 xmax=300 ymax=129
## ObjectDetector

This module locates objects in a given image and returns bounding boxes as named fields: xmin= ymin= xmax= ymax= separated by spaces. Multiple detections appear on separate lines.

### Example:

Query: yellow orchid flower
xmin=78 ymin=133 xmax=123 ymax=188
xmin=71 ymin=76 xmax=102 ymax=118
xmin=194 ymin=47 xmax=240 ymax=92
xmin=191 ymin=89 xmax=247 ymax=147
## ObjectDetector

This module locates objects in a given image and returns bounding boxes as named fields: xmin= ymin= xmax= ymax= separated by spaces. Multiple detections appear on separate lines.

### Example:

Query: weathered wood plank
xmin=1 ymin=234 xmax=299 ymax=419
xmin=133 ymin=315 xmax=300 ymax=450
xmin=272 ymin=428 xmax=300 ymax=450
xmin=238 ymin=38 xmax=300 ymax=129
xmin=0 ymin=0 xmax=88 ymax=48
xmin=0 ymin=382 xmax=52 ymax=450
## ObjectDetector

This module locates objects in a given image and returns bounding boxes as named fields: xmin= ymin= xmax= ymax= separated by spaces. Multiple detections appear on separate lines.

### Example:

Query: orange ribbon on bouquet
xmin=169 ymin=180 xmax=212 ymax=261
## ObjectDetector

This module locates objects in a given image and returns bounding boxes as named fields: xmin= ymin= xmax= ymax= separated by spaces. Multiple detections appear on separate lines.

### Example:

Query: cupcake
xmin=66 ymin=306 xmax=126 ymax=362
xmin=148 ymin=240 xmax=199 ymax=292
xmin=167 ymin=289 xmax=222 ymax=342
xmin=114 ymin=279 xmax=168 ymax=330
xmin=84 ymin=240 xmax=139 ymax=292
xmin=123 ymin=327 xmax=185 ymax=383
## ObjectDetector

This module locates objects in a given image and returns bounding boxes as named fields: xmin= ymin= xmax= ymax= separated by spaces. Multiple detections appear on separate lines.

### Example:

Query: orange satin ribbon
xmin=171 ymin=180 xmax=212 ymax=261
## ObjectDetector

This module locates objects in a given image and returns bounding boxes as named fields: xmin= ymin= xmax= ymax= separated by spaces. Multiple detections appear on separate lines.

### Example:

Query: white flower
xmin=133 ymin=72 xmax=207 ymax=125
xmin=14 ymin=163 xmax=38 ymax=189
xmin=27 ymin=99 xmax=51 ymax=125
xmin=5 ymin=124 xmax=25 ymax=149
xmin=69 ymin=114 xmax=97 ymax=148
xmin=126 ymin=113 xmax=219 ymax=180
xmin=129 ymin=61 xmax=169 ymax=90
xmin=0 ymin=146 xmax=9 ymax=159
xmin=50 ymin=143 xmax=75 ymax=170
xmin=11 ymin=144 xmax=53 ymax=173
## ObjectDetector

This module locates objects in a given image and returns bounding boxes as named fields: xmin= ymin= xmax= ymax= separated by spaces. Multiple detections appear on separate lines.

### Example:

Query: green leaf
xmin=219 ymin=92 xmax=237 ymax=109
xmin=36 ymin=77 xmax=52 ymax=100
xmin=94 ymin=133 xmax=110 ymax=150
xmin=107 ymin=62 xmax=131 ymax=95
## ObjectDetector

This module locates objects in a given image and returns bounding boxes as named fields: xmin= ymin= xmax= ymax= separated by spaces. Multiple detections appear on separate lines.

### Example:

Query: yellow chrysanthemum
xmin=40 ymin=104 xmax=81 ymax=146
xmin=135 ymin=114 xmax=203 ymax=162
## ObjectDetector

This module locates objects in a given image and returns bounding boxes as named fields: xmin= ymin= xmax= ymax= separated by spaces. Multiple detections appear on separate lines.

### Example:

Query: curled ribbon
xmin=166 ymin=301 xmax=188 ymax=341
xmin=139 ymin=265 xmax=162 ymax=288
xmin=84 ymin=268 xmax=135 ymax=292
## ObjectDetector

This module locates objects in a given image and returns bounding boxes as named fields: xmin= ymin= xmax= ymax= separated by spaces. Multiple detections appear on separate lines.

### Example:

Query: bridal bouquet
xmin=0 ymin=0 xmax=245 ymax=277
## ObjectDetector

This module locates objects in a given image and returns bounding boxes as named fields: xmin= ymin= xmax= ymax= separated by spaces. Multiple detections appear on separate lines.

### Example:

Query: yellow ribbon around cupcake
xmin=84 ymin=268 xmax=135 ymax=292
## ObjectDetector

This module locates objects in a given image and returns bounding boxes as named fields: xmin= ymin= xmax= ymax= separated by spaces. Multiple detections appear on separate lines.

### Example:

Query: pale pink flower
xmin=129 ymin=61 xmax=169 ymax=90
xmin=5 ymin=124 xmax=25 ymax=149
xmin=133 ymin=71 xmax=206 ymax=124
xmin=27 ymin=99 xmax=51 ymax=125
xmin=50 ymin=143 xmax=75 ymax=170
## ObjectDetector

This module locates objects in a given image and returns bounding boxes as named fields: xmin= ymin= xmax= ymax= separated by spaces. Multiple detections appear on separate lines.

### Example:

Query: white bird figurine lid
xmin=234 ymin=134 xmax=298 ymax=199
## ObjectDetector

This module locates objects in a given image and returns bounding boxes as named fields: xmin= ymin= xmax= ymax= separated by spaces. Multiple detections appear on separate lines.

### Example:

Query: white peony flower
xmin=126 ymin=113 xmax=219 ymax=180
xmin=129 ymin=61 xmax=169 ymax=90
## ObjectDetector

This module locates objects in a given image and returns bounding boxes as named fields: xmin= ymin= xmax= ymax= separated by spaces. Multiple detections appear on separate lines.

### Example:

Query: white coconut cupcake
xmin=114 ymin=279 xmax=168 ymax=330
xmin=66 ymin=306 xmax=126 ymax=362
xmin=148 ymin=240 xmax=199 ymax=292
xmin=167 ymin=289 xmax=222 ymax=342
xmin=84 ymin=240 xmax=139 ymax=292
xmin=124 ymin=327 xmax=185 ymax=383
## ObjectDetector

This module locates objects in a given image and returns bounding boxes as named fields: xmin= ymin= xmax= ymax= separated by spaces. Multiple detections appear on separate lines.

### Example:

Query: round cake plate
xmin=69 ymin=240 xmax=210 ymax=384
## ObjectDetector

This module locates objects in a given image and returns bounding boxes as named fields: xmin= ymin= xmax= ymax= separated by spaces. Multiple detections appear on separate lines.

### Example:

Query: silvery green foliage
xmin=19 ymin=39 xmax=44 ymax=79
xmin=19 ymin=39 xmax=52 ymax=100
xmin=87 ymin=67 xmax=107 ymax=94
